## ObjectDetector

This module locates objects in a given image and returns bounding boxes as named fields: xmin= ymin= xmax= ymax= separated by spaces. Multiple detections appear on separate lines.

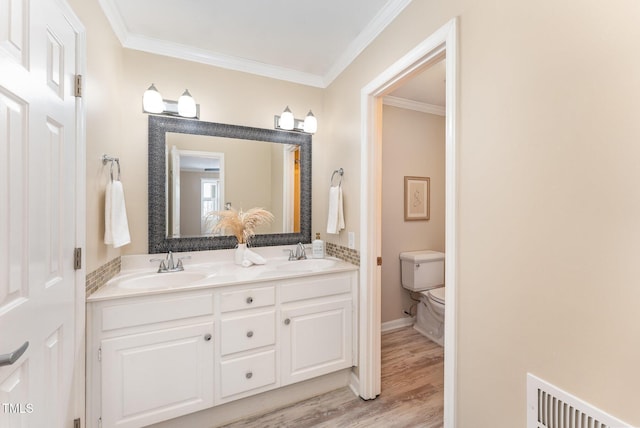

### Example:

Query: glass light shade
xmin=178 ymin=89 xmax=197 ymax=118
xmin=303 ymin=110 xmax=317 ymax=134
xmin=143 ymin=84 xmax=164 ymax=114
xmin=279 ymin=106 xmax=294 ymax=130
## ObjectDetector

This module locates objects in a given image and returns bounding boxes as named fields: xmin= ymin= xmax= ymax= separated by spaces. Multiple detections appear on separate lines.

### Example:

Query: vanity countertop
xmin=88 ymin=247 xmax=358 ymax=302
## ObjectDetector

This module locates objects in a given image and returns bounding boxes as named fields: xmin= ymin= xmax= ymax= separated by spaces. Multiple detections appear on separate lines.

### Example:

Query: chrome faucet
xmin=295 ymin=242 xmax=307 ymax=260
xmin=282 ymin=243 xmax=308 ymax=261
xmin=150 ymin=251 xmax=190 ymax=273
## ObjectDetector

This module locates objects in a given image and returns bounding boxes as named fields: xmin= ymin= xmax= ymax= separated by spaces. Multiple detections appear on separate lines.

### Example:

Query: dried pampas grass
xmin=210 ymin=207 xmax=274 ymax=244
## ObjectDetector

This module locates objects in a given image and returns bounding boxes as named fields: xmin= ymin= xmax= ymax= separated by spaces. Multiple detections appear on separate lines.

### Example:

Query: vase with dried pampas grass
xmin=209 ymin=208 xmax=274 ymax=264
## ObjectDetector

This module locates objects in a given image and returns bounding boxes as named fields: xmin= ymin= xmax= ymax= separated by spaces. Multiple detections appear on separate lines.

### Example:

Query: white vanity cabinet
xmin=280 ymin=272 xmax=355 ymax=385
xmin=87 ymin=291 xmax=215 ymax=428
xmin=87 ymin=265 xmax=358 ymax=428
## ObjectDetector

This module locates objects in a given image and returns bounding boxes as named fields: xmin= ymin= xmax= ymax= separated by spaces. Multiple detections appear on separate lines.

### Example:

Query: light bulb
xmin=279 ymin=106 xmax=294 ymax=130
xmin=143 ymin=83 xmax=164 ymax=114
xmin=303 ymin=110 xmax=317 ymax=134
xmin=178 ymin=89 xmax=197 ymax=118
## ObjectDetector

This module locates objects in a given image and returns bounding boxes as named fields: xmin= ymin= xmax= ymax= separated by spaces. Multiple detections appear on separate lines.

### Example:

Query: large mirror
xmin=148 ymin=115 xmax=311 ymax=253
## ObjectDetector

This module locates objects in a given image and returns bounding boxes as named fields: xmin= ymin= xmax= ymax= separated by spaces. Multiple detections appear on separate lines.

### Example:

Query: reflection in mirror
xmin=166 ymin=133 xmax=301 ymax=238
xmin=149 ymin=115 xmax=311 ymax=254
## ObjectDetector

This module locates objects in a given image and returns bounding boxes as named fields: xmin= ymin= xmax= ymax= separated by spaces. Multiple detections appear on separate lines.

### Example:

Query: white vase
xmin=235 ymin=243 xmax=247 ymax=265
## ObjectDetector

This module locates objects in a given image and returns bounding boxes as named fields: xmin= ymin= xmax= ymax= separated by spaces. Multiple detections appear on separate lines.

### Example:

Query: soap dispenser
xmin=312 ymin=232 xmax=325 ymax=259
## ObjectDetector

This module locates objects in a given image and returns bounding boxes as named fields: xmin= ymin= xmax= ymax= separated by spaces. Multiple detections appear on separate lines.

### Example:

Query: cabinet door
xmin=101 ymin=322 xmax=214 ymax=428
xmin=281 ymin=298 xmax=352 ymax=386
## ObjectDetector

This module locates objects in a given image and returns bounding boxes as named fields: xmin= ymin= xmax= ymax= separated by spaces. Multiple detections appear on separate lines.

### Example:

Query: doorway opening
xmin=358 ymin=18 xmax=458 ymax=426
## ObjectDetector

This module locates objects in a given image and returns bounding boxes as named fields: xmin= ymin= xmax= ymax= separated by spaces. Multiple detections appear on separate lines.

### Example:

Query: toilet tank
xmin=399 ymin=250 xmax=445 ymax=291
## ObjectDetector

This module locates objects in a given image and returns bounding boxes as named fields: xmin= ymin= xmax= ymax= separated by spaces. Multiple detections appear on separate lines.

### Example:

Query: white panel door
xmin=0 ymin=0 xmax=81 ymax=427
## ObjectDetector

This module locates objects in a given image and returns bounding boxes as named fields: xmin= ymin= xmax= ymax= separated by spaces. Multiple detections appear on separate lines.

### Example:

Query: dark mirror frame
xmin=148 ymin=115 xmax=312 ymax=254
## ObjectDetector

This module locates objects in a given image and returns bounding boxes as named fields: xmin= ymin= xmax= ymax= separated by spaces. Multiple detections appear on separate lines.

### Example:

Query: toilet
xmin=399 ymin=250 xmax=445 ymax=346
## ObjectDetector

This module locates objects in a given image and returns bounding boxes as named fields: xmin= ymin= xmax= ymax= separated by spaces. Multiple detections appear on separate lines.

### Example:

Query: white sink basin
xmin=277 ymin=258 xmax=338 ymax=272
xmin=117 ymin=271 xmax=210 ymax=290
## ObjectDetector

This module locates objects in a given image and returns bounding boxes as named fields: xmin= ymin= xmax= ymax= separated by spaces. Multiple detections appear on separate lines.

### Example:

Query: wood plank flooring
xmin=219 ymin=327 xmax=444 ymax=428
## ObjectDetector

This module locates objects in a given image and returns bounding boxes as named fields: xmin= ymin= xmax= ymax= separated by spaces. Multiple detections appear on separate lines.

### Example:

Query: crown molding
xmin=323 ymin=0 xmax=413 ymax=87
xmin=97 ymin=0 xmax=129 ymax=44
xmin=124 ymin=34 xmax=326 ymax=88
xmin=383 ymin=95 xmax=445 ymax=116
xmin=98 ymin=0 xmax=412 ymax=88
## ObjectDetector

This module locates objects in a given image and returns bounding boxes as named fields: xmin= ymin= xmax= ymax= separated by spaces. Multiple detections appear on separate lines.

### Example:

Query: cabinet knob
xmin=204 ymin=334 xmax=212 ymax=341
xmin=284 ymin=318 xmax=291 ymax=325
xmin=246 ymin=297 xmax=253 ymax=304
xmin=246 ymin=330 xmax=254 ymax=338
xmin=246 ymin=371 xmax=253 ymax=379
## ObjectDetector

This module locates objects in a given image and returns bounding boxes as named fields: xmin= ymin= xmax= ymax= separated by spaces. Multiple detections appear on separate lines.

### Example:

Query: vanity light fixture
xmin=303 ymin=110 xmax=317 ymax=134
xmin=274 ymin=106 xmax=318 ymax=134
xmin=142 ymin=84 xmax=200 ymax=119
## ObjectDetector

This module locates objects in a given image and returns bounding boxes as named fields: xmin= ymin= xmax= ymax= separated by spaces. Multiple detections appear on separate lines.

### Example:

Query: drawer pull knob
xmin=204 ymin=334 xmax=212 ymax=341
xmin=246 ymin=330 xmax=254 ymax=338
xmin=246 ymin=297 xmax=253 ymax=304
xmin=246 ymin=372 xmax=253 ymax=379
xmin=284 ymin=318 xmax=291 ymax=325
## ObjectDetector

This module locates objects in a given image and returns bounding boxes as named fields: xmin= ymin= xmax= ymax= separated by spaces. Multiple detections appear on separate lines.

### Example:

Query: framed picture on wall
xmin=404 ymin=176 xmax=430 ymax=221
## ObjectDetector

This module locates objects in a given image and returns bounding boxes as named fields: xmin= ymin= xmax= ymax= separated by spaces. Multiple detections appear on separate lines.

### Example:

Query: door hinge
xmin=74 ymin=75 xmax=83 ymax=97
xmin=377 ymin=256 xmax=382 ymax=266
xmin=74 ymin=248 xmax=82 ymax=270
xmin=98 ymin=347 xmax=102 ymax=362
xmin=73 ymin=418 xmax=81 ymax=428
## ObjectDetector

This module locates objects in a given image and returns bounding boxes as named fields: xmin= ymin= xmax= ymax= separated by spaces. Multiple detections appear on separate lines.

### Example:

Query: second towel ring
xmin=330 ymin=168 xmax=344 ymax=187
xmin=102 ymin=154 xmax=121 ymax=182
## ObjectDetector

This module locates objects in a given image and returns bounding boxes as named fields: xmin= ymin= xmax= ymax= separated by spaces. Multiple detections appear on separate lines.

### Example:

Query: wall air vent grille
xmin=527 ymin=374 xmax=630 ymax=428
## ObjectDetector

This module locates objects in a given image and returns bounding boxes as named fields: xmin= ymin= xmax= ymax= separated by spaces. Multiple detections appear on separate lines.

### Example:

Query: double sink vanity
xmin=86 ymin=116 xmax=358 ymax=427
xmin=87 ymin=248 xmax=358 ymax=428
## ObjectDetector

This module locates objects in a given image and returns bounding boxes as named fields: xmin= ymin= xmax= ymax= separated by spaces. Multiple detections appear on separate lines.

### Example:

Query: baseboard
xmin=381 ymin=316 xmax=415 ymax=333
xmin=348 ymin=370 xmax=360 ymax=398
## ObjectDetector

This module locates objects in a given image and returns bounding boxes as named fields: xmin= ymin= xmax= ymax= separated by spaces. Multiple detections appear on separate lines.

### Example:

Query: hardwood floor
xmin=219 ymin=327 xmax=444 ymax=428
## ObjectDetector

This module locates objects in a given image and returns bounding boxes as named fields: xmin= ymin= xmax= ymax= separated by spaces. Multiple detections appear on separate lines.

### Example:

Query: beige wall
xmin=381 ymin=106 xmax=445 ymax=324
xmin=70 ymin=0 xmax=640 ymax=425
xmin=68 ymin=0 xmax=125 ymax=273
xmin=325 ymin=0 xmax=640 ymax=425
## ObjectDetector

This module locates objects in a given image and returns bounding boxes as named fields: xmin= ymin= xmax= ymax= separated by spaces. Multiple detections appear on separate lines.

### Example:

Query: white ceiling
xmin=98 ymin=0 xmax=413 ymax=88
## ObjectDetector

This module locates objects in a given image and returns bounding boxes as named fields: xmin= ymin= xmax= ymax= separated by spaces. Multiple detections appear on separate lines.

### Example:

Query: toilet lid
xmin=427 ymin=287 xmax=445 ymax=304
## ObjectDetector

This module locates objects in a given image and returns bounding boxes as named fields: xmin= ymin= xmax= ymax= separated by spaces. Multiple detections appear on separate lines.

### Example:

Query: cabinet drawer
xmin=280 ymin=273 xmax=351 ymax=303
xmin=219 ymin=286 xmax=275 ymax=312
xmin=101 ymin=292 xmax=214 ymax=332
xmin=221 ymin=311 xmax=275 ymax=355
xmin=220 ymin=350 xmax=276 ymax=398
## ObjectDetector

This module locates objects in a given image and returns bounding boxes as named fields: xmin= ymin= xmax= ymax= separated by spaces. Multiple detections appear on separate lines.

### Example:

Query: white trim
xmin=359 ymin=18 xmax=458 ymax=427
xmin=96 ymin=0 xmax=411 ymax=89
xmin=382 ymin=95 xmax=445 ymax=116
xmin=323 ymin=0 xmax=413 ymax=87
xmin=123 ymin=34 xmax=326 ymax=88
xmin=381 ymin=317 xmax=415 ymax=333
xmin=56 ymin=0 xmax=87 ymax=423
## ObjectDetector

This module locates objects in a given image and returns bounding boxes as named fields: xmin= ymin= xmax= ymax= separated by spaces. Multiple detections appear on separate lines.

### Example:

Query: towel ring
xmin=102 ymin=154 xmax=121 ymax=182
xmin=110 ymin=159 xmax=121 ymax=182
xmin=330 ymin=168 xmax=344 ymax=187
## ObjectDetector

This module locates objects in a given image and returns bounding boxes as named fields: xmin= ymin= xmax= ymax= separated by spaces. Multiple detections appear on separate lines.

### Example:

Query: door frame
xmin=58 ymin=0 xmax=87 ymax=421
xmin=358 ymin=17 xmax=458 ymax=426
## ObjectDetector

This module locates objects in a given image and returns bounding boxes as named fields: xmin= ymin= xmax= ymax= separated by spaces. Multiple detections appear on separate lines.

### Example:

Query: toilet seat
xmin=426 ymin=287 xmax=445 ymax=305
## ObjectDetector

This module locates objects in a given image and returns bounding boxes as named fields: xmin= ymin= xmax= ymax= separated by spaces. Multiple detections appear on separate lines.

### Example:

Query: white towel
xmin=244 ymin=249 xmax=266 ymax=265
xmin=239 ymin=249 xmax=266 ymax=268
xmin=104 ymin=180 xmax=131 ymax=248
xmin=326 ymin=185 xmax=345 ymax=234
